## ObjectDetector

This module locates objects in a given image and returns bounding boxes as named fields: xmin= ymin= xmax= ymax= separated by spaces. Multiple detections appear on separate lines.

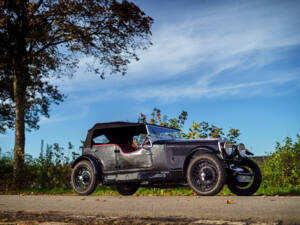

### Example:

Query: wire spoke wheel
xmin=71 ymin=160 xmax=98 ymax=195
xmin=191 ymin=160 xmax=218 ymax=192
xmin=227 ymin=158 xmax=261 ymax=196
xmin=74 ymin=166 xmax=92 ymax=191
xmin=187 ymin=154 xmax=226 ymax=196
xmin=116 ymin=183 xmax=139 ymax=196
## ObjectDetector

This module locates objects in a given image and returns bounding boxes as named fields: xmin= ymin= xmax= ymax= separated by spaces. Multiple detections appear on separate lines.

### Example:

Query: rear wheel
xmin=116 ymin=183 xmax=139 ymax=196
xmin=187 ymin=154 xmax=226 ymax=196
xmin=227 ymin=158 xmax=261 ymax=196
xmin=71 ymin=160 xmax=98 ymax=195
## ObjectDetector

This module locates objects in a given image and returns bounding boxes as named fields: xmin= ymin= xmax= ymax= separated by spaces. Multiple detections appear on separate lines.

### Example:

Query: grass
xmin=1 ymin=185 xmax=299 ymax=196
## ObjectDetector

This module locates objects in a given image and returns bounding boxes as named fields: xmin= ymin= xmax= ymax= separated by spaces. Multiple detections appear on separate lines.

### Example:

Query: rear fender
xmin=72 ymin=155 xmax=103 ymax=182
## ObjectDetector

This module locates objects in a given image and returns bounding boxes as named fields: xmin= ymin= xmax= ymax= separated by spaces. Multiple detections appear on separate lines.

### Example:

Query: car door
xmin=115 ymin=146 xmax=153 ymax=170
xmin=93 ymin=144 xmax=117 ymax=171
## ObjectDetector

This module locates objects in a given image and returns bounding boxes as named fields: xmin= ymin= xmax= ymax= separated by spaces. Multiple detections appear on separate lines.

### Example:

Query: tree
xmin=0 ymin=0 xmax=153 ymax=188
xmin=138 ymin=108 xmax=240 ymax=144
xmin=138 ymin=107 xmax=188 ymax=129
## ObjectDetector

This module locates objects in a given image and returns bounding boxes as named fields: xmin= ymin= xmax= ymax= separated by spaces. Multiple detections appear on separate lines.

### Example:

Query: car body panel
xmin=77 ymin=122 xmax=225 ymax=185
xmin=72 ymin=121 xmax=261 ymax=196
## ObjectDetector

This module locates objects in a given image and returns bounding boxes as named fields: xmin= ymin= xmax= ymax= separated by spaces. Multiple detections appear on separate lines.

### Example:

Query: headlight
xmin=237 ymin=143 xmax=246 ymax=151
xmin=237 ymin=143 xmax=246 ymax=157
xmin=224 ymin=141 xmax=233 ymax=156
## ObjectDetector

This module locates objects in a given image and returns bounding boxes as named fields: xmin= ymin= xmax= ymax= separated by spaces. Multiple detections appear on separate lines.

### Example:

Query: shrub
xmin=0 ymin=149 xmax=13 ymax=191
xmin=260 ymin=135 xmax=300 ymax=190
xmin=0 ymin=141 xmax=79 ymax=191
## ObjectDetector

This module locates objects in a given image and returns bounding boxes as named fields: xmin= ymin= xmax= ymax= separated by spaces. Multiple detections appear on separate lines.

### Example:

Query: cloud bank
xmin=56 ymin=0 xmax=300 ymax=103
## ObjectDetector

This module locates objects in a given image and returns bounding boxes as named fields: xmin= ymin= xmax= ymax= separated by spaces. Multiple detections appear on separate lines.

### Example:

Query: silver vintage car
xmin=71 ymin=122 xmax=261 ymax=196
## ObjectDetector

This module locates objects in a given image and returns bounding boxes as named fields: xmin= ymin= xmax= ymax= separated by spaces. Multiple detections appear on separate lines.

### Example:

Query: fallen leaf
xmin=226 ymin=200 xmax=234 ymax=204
xmin=81 ymin=198 xmax=86 ymax=200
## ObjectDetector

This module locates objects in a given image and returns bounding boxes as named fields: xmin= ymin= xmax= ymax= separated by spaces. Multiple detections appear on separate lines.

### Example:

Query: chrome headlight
xmin=224 ymin=141 xmax=233 ymax=156
xmin=237 ymin=143 xmax=246 ymax=157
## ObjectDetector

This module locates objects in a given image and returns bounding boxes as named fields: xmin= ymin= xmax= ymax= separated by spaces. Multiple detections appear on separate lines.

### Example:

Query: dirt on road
xmin=0 ymin=195 xmax=299 ymax=225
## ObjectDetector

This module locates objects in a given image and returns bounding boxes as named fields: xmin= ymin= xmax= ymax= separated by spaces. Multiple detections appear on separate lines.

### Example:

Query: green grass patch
xmin=0 ymin=187 xmax=75 ymax=195
xmin=1 ymin=185 xmax=299 ymax=196
xmin=255 ymin=186 xmax=300 ymax=196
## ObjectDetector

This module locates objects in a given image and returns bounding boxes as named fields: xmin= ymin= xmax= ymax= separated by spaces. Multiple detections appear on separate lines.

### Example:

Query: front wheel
xmin=187 ymin=154 xmax=226 ymax=196
xmin=116 ymin=183 xmax=139 ymax=196
xmin=71 ymin=160 xmax=98 ymax=195
xmin=227 ymin=158 xmax=262 ymax=196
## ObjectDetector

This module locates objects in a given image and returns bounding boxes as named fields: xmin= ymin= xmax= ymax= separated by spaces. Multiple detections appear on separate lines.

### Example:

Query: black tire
xmin=116 ymin=183 xmax=139 ymax=196
xmin=187 ymin=154 xmax=226 ymax=196
xmin=227 ymin=158 xmax=262 ymax=196
xmin=71 ymin=160 xmax=98 ymax=195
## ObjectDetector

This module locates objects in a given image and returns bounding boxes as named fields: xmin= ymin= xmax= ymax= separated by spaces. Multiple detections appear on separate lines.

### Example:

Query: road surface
xmin=0 ymin=195 xmax=300 ymax=224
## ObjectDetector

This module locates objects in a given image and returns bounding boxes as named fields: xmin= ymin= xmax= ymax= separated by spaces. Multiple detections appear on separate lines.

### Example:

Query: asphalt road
xmin=0 ymin=195 xmax=300 ymax=224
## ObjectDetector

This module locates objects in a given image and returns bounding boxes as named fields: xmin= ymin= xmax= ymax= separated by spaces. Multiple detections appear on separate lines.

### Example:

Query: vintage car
xmin=71 ymin=122 xmax=261 ymax=196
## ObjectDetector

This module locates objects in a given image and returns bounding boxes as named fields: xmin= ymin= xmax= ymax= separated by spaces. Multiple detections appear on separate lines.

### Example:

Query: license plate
xmin=237 ymin=175 xmax=251 ymax=182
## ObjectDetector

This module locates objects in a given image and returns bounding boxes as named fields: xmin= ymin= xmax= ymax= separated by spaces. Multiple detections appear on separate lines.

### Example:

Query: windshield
xmin=146 ymin=125 xmax=183 ymax=140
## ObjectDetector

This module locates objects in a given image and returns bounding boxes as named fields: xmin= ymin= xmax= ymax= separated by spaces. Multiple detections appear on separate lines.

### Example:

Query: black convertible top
xmin=83 ymin=122 xmax=146 ymax=148
xmin=83 ymin=121 xmax=180 ymax=148
xmin=88 ymin=121 xmax=144 ymax=131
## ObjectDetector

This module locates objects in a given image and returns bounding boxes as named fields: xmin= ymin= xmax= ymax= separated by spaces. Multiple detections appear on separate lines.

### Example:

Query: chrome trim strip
xmin=145 ymin=124 xmax=153 ymax=147
xmin=218 ymin=141 xmax=224 ymax=159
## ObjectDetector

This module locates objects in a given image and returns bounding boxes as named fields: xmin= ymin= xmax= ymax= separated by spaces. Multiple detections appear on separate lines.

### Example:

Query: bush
xmin=0 ymin=141 xmax=79 ymax=191
xmin=260 ymin=135 xmax=300 ymax=190
xmin=1 ymin=136 xmax=299 ymax=195
xmin=0 ymin=150 xmax=13 ymax=191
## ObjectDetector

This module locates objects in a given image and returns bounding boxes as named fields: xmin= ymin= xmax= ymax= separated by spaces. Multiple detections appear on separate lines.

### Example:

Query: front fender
xmin=72 ymin=155 xmax=103 ymax=181
xmin=183 ymin=147 xmax=221 ymax=177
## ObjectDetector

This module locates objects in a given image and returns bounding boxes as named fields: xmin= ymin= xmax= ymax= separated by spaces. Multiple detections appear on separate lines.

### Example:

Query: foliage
xmin=260 ymin=135 xmax=300 ymax=190
xmin=138 ymin=107 xmax=188 ymax=129
xmin=0 ymin=141 xmax=79 ymax=191
xmin=0 ymin=148 xmax=13 ymax=191
xmin=0 ymin=0 xmax=153 ymax=133
xmin=138 ymin=108 xmax=240 ymax=145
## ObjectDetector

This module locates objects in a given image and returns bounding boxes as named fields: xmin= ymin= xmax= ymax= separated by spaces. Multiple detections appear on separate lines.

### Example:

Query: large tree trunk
xmin=11 ymin=1 xmax=29 ymax=190
xmin=12 ymin=60 xmax=26 ymax=189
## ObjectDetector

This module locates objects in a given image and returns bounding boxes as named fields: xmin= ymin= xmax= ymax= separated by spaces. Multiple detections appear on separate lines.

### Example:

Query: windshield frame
xmin=146 ymin=125 xmax=183 ymax=146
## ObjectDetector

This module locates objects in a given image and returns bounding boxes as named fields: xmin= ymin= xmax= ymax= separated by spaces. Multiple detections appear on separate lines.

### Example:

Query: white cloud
xmin=53 ymin=0 xmax=300 ymax=103
xmin=126 ymin=0 xmax=300 ymax=76
xmin=40 ymin=107 xmax=88 ymax=124
xmin=126 ymin=72 xmax=300 ymax=103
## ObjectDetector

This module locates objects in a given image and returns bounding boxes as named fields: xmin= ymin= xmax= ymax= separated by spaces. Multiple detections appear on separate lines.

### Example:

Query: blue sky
xmin=1 ymin=0 xmax=300 ymax=157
